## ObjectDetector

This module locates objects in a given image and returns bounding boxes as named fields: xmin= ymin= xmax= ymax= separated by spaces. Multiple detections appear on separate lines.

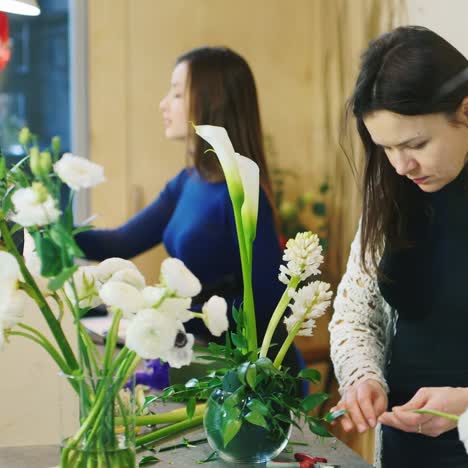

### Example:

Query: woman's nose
xmin=392 ymin=151 xmax=417 ymax=176
xmin=159 ymin=95 xmax=168 ymax=110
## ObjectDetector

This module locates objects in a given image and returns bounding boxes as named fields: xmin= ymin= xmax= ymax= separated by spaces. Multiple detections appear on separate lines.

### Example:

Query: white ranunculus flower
xmin=202 ymin=295 xmax=228 ymax=337
xmin=160 ymin=258 xmax=202 ymax=298
xmin=64 ymin=266 xmax=102 ymax=309
xmin=0 ymin=251 xmax=21 ymax=288
xmin=109 ymin=268 xmax=145 ymax=290
xmin=99 ymin=281 xmax=146 ymax=318
xmin=0 ymin=289 xmax=29 ymax=351
xmin=161 ymin=331 xmax=194 ymax=368
xmin=125 ymin=309 xmax=178 ymax=359
xmin=11 ymin=187 xmax=61 ymax=227
xmin=96 ymin=258 xmax=139 ymax=283
xmin=142 ymin=286 xmax=167 ymax=307
xmin=156 ymin=297 xmax=193 ymax=322
xmin=458 ymin=410 xmax=468 ymax=453
xmin=53 ymin=153 xmax=105 ymax=191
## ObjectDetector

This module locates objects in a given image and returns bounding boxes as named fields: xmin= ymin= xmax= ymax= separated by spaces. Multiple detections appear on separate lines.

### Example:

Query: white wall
xmin=406 ymin=0 xmax=468 ymax=58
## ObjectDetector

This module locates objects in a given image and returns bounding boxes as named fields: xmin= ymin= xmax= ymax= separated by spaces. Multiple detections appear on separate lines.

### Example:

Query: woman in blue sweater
xmin=76 ymin=47 xmax=302 ymax=375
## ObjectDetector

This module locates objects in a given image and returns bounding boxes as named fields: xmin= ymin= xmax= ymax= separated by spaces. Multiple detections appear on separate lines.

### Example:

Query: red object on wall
xmin=0 ymin=12 xmax=11 ymax=71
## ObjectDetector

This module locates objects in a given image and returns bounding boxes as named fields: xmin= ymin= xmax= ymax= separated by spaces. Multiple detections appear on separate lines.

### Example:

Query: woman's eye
xmin=411 ymin=141 xmax=427 ymax=150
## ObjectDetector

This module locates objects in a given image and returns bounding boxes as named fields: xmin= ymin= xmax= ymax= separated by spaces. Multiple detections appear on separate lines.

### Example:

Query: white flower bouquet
xmin=0 ymin=129 xmax=228 ymax=467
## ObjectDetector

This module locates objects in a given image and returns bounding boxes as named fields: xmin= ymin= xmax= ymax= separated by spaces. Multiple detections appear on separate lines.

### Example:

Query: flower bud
xmin=18 ymin=127 xmax=31 ymax=146
xmin=39 ymin=151 xmax=52 ymax=174
xmin=51 ymin=136 xmax=61 ymax=155
xmin=29 ymin=147 xmax=41 ymax=177
xmin=300 ymin=191 xmax=314 ymax=205
xmin=279 ymin=201 xmax=297 ymax=221
xmin=32 ymin=182 xmax=49 ymax=203
xmin=0 ymin=156 xmax=6 ymax=180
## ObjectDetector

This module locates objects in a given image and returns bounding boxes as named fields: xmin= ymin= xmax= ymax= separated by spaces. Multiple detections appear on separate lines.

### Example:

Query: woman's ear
xmin=456 ymin=96 xmax=468 ymax=126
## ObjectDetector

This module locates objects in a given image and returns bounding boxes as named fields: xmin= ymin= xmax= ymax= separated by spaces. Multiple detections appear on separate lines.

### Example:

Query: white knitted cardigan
xmin=329 ymin=223 xmax=397 ymax=466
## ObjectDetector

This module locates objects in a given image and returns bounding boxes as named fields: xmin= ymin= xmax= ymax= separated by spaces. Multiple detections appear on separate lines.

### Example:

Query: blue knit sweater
xmin=76 ymin=168 xmax=285 ymax=342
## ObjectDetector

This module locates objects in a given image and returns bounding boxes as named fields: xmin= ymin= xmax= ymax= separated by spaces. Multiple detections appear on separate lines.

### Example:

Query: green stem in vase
xmin=0 ymin=219 xmax=79 ymax=371
xmin=259 ymin=276 xmax=300 ymax=358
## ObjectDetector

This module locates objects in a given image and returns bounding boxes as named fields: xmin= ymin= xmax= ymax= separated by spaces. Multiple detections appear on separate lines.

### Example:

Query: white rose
xmin=109 ymin=268 xmax=145 ymax=290
xmin=458 ymin=409 xmax=468 ymax=453
xmin=96 ymin=258 xmax=139 ymax=283
xmin=11 ymin=187 xmax=61 ymax=227
xmin=99 ymin=281 xmax=145 ymax=318
xmin=125 ymin=309 xmax=178 ymax=359
xmin=202 ymin=295 xmax=228 ymax=337
xmin=53 ymin=153 xmax=105 ymax=191
xmin=160 ymin=258 xmax=201 ymax=298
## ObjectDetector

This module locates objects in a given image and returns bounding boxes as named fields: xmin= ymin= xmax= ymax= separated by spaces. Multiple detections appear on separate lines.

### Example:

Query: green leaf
xmin=247 ymin=398 xmax=269 ymax=416
xmin=72 ymin=224 xmax=93 ymax=236
xmin=50 ymin=223 xmax=84 ymax=258
xmin=186 ymin=398 xmax=196 ymax=419
xmin=298 ymin=368 xmax=322 ymax=383
xmin=143 ymin=395 xmax=158 ymax=410
xmin=33 ymin=232 xmax=63 ymax=277
xmin=308 ymin=417 xmax=332 ymax=437
xmin=185 ymin=378 xmax=199 ymax=388
xmin=245 ymin=410 xmax=269 ymax=430
xmin=139 ymin=455 xmax=160 ymax=465
xmin=222 ymin=412 xmax=242 ymax=447
xmin=322 ymin=409 xmax=347 ymax=423
xmin=197 ymin=451 xmax=219 ymax=464
xmin=301 ymin=393 xmax=329 ymax=412
xmin=231 ymin=333 xmax=247 ymax=350
xmin=245 ymin=364 xmax=257 ymax=390
xmin=236 ymin=362 xmax=249 ymax=385
xmin=47 ymin=265 xmax=78 ymax=291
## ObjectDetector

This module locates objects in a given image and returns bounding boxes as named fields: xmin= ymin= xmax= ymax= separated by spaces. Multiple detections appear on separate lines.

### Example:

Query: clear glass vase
xmin=204 ymin=388 xmax=292 ymax=464
xmin=58 ymin=372 xmax=136 ymax=468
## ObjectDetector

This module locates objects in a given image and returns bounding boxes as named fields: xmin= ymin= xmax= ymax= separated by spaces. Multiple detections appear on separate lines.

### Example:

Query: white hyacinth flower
xmin=108 ymin=268 xmax=146 ymax=291
xmin=202 ymin=295 xmax=229 ymax=337
xmin=458 ymin=410 xmax=468 ymax=453
xmin=99 ymin=281 xmax=146 ymax=318
xmin=64 ymin=266 xmax=102 ymax=309
xmin=284 ymin=280 xmax=332 ymax=335
xmin=125 ymin=309 xmax=178 ymax=360
xmin=53 ymin=153 xmax=105 ymax=191
xmin=278 ymin=232 xmax=323 ymax=285
xmin=11 ymin=186 xmax=61 ymax=227
xmin=160 ymin=258 xmax=201 ymax=298
xmin=96 ymin=258 xmax=139 ymax=283
xmin=161 ymin=329 xmax=194 ymax=368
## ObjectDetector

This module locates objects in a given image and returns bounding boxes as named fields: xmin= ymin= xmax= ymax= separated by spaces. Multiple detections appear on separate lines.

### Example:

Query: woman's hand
xmin=379 ymin=387 xmax=468 ymax=437
xmin=330 ymin=379 xmax=388 ymax=433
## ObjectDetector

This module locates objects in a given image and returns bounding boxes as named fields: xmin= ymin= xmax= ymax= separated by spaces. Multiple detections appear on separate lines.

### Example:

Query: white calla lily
xmin=195 ymin=125 xmax=244 ymax=203
xmin=236 ymin=153 xmax=259 ymax=243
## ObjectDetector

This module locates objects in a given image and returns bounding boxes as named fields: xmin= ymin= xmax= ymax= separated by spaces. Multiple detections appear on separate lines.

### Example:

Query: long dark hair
xmin=348 ymin=26 xmax=468 ymax=271
xmin=176 ymin=46 xmax=278 ymax=229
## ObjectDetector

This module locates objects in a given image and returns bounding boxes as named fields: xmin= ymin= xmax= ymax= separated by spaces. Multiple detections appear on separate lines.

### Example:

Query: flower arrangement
xmin=0 ymin=128 xmax=228 ymax=467
xmin=153 ymin=125 xmax=342 ymax=463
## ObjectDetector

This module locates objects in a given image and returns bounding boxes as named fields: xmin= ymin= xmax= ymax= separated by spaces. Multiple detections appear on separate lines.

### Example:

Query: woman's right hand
xmin=330 ymin=379 xmax=388 ymax=433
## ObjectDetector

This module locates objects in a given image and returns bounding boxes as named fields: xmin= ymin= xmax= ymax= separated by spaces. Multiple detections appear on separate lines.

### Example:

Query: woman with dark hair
xmin=76 ymin=46 xmax=302 ymax=375
xmin=329 ymin=26 xmax=468 ymax=467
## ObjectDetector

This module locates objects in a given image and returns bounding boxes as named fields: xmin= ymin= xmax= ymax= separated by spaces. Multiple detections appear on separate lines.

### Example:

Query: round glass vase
xmin=58 ymin=372 xmax=136 ymax=468
xmin=203 ymin=388 xmax=292 ymax=464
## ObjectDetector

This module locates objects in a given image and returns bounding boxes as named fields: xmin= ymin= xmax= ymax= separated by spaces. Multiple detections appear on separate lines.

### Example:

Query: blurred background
xmin=1 ymin=0 xmax=467 ymax=462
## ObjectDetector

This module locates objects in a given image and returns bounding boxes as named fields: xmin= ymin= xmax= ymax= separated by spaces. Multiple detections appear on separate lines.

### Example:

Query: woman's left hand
xmin=378 ymin=387 xmax=468 ymax=437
